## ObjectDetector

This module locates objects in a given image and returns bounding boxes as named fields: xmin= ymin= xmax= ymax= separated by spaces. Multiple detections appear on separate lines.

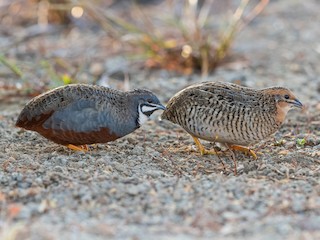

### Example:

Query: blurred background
xmin=1 ymin=0 xmax=268 ymax=92
xmin=0 ymin=0 xmax=319 ymax=105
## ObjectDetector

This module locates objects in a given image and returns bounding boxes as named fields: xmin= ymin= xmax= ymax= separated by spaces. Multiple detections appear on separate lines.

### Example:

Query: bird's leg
xmin=66 ymin=144 xmax=88 ymax=152
xmin=192 ymin=136 xmax=205 ymax=155
xmin=81 ymin=145 xmax=89 ymax=151
xmin=226 ymin=146 xmax=237 ymax=175
xmin=228 ymin=145 xmax=257 ymax=159
xmin=192 ymin=136 xmax=218 ymax=155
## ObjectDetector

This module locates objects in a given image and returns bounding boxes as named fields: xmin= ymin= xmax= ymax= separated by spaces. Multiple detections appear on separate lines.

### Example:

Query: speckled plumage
xmin=16 ymin=84 xmax=165 ymax=148
xmin=161 ymin=81 xmax=302 ymax=156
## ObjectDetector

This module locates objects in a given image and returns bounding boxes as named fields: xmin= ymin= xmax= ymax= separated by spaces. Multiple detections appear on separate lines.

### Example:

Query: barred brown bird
xmin=161 ymin=81 xmax=303 ymax=159
xmin=16 ymin=84 xmax=165 ymax=151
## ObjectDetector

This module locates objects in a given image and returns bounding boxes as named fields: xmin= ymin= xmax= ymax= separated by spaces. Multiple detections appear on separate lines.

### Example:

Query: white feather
xmin=138 ymin=106 xmax=149 ymax=125
xmin=141 ymin=105 xmax=158 ymax=113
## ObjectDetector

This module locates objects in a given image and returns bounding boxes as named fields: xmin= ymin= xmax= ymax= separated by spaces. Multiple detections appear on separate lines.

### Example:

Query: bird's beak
xmin=156 ymin=103 xmax=166 ymax=111
xmin=291 ymin=99 xmax=303 ymax=109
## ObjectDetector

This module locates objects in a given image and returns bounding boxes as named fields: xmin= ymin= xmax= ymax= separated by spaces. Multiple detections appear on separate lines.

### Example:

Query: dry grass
xmin=78 ymin=0 xmax=269 ymax=76
xmin=0 ymin=0 xmax=269 ymax=87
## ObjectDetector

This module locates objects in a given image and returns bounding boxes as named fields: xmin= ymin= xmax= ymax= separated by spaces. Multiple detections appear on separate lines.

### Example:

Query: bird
xmin=161 ymin=81 xmax=303 ymax=160
xmin=16 ymin=84 xmax=165 ymax=151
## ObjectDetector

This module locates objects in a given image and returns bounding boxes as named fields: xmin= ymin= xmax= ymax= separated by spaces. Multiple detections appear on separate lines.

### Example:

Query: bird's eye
xmin=147 ymin=99 xmax=152 ymax=103
xmin=284 ymin=94 xmax=290 ymax=100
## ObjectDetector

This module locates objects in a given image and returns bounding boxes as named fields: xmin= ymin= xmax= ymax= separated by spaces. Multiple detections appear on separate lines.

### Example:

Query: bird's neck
xmin=137 ymin=104 xmax=149 ymax=126
xmin=275 ymin=102 xmax=291 ymax=125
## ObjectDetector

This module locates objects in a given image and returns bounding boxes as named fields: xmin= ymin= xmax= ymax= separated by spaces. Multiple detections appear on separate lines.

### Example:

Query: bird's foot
xmin=202 ymin=148 xmax=221 ymax=155
xmin=229 ymin=145 xmax=257 ymax=159
xmin=192 ymin=136 xmax=221 ymax=155
xmin=66 ymin=144 xmax=89 ymax=152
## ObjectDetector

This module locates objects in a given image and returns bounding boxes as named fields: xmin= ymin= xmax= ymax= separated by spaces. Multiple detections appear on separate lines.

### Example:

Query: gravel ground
xmin=1 ymin=0 xmax=320 ymax=239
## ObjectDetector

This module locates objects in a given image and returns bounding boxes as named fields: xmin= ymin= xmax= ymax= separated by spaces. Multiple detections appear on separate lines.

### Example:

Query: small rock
xmin=222 ymin=211 xmax=239 ymax=220
xmin=131 ymin=145 xmax=144 ymax=155
xmin=145 ymin=147 xmax=161 ymax=158
xmin=112 ymin=162 xmax=127 ymax=173
xmin=53 ymin=166 xmax=64 ymax=173
xmin=146 ymin=170 xmax=163 ymax=178
xmin=240 ymin=209 xmax=259 ymax=220
xmin=127 ymin=186 xmax=140 ymax=196
xmin=285 ymin=142 xmax=295 ymax=149
xmin=278 ymin=150 xmax=289 ymax=155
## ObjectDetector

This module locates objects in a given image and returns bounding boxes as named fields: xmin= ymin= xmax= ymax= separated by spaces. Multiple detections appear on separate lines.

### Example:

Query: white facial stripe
xmin=138 ymin=105 xmax=149 ymax=125
xmin=141 ymin=105 xmax=158 ymax=113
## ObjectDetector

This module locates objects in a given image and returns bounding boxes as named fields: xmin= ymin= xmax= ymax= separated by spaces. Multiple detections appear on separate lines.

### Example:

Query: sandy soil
xmin=0 ymin=0 xmax=320 ymax=239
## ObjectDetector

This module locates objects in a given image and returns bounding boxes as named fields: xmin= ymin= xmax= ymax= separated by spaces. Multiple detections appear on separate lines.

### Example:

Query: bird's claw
xmin=66 ymin=144 xmax=89 ymax=152
xmin=229 ymin=145 xmax=257 ymax=160
xmin=192 ymin=136 xmax=221 ymax=155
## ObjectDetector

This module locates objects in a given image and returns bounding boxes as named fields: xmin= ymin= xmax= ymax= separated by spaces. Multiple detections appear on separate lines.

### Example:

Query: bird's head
xmin=131 ymin=89 xmax=166 ymax=126
xmin=262 ymin=87 xmax=303 ymax=123
xmin=273 ymin=88 xmax=302 ymax=109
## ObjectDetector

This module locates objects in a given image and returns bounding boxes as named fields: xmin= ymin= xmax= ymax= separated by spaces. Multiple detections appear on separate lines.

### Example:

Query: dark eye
xmin=147 ymin=99 xmax=153 ymax=103
xmin=284 ymin=94 xmax=290 ymax=99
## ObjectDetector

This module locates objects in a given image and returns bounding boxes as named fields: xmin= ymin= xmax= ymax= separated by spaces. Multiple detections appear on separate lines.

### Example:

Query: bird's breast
xmin=169 ymin=102 xmax=279 ymax=145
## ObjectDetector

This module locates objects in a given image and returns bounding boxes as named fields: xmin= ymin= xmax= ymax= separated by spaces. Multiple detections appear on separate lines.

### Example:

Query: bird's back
xmin=162 ymin=82 xmax=280 ymax=145
xmin=16 ymin=84 xmax=135 ymax=145
xmin=16 ymin=84 xmax=119 ymax=128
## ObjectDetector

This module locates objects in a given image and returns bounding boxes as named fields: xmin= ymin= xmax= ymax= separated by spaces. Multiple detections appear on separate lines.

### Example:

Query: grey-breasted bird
xmin=16 ymin=84 xmax=165 ymax=151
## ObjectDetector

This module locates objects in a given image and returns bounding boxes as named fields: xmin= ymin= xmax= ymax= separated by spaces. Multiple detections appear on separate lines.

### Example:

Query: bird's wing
xmin=196 ymin=82 xmax=257 ymax=105
xmin=177 ymin=85 xmax=256 ymax=124
xmin=16 ymin=84 xmax=123 ymax=130
xmin=42 ymin=98 xmax=125 ymax=135
xmin=15 ymin=86 xmax=75 ymax=129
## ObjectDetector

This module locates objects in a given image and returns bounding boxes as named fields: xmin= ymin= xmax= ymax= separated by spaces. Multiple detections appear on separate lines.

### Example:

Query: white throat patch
xmin=138 ymin=105 xmax=149 ymax=125
xmin=141 ymin=105 xmax=157 ymax=112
